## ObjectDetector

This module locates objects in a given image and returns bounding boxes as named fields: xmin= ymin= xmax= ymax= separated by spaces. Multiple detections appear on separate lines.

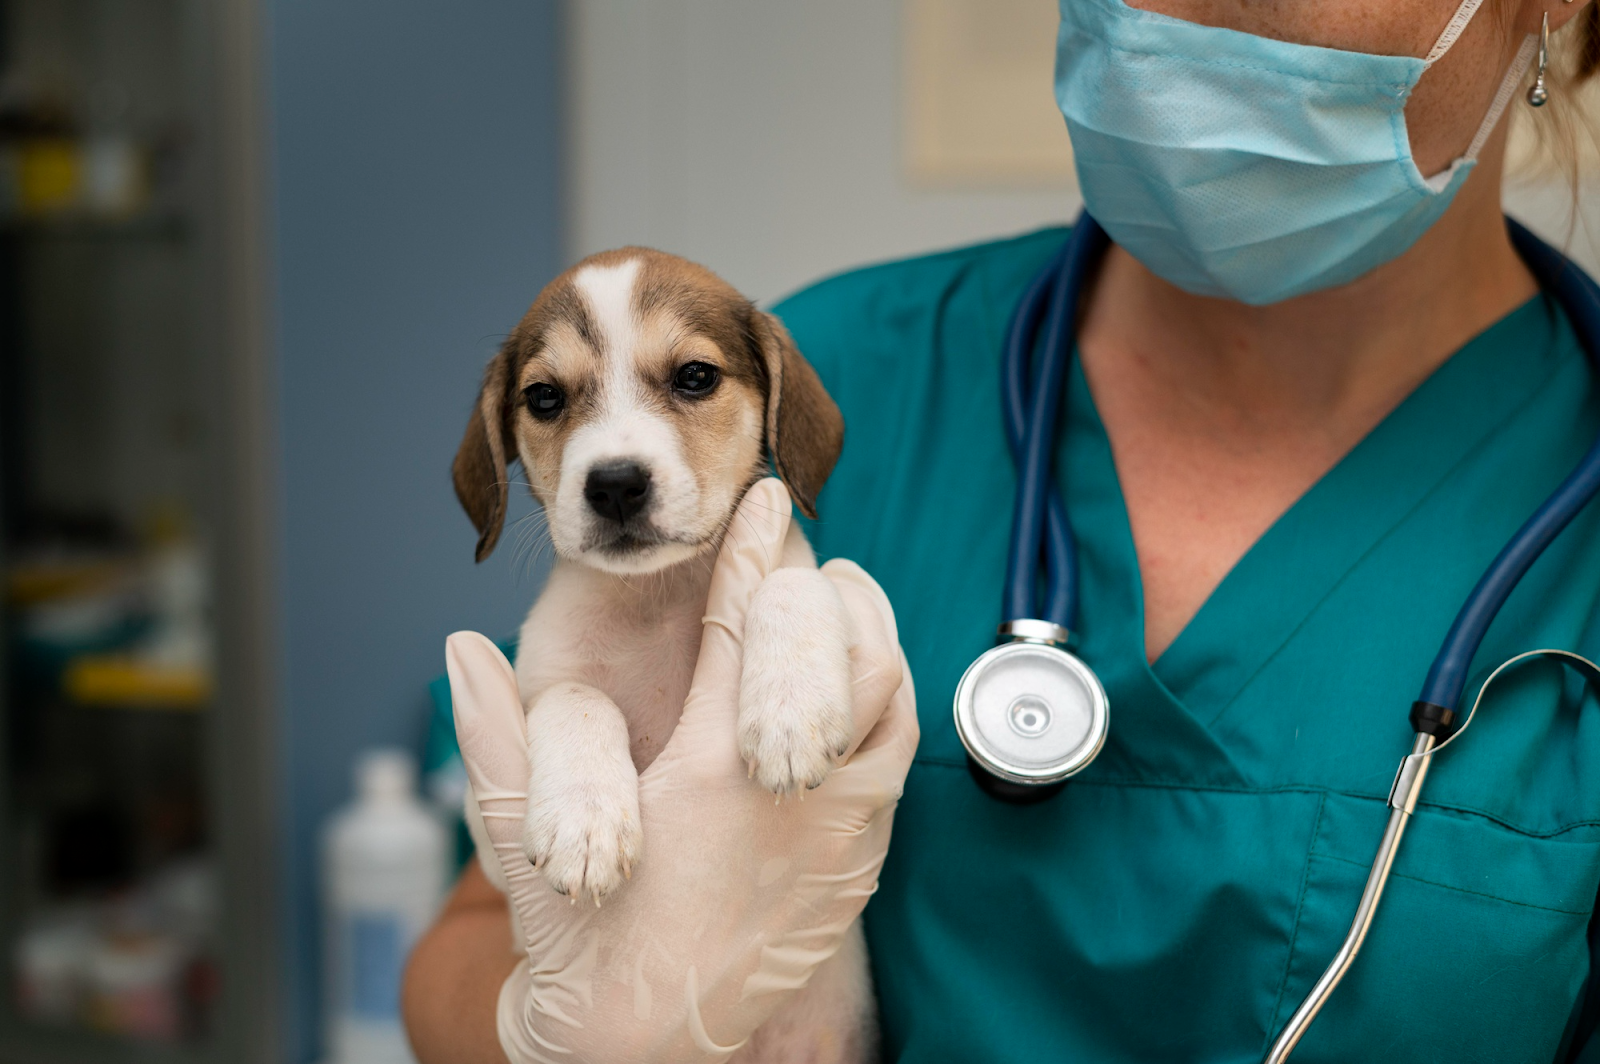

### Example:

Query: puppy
xmin=452 ymin=248 xmax=873 ymax=1061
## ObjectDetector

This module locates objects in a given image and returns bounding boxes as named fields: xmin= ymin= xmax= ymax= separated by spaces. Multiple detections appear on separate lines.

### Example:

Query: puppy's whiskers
xmin=508 ymin=501 xmax=556 ymax=580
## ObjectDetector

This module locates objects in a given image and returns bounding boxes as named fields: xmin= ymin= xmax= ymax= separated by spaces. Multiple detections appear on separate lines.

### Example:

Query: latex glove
xmin=446 ymin=478 xmax=918 ymax=1063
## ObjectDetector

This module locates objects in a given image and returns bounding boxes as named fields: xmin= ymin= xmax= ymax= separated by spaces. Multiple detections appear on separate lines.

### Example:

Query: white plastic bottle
xmin=322 ymin=749 xmax=448 ymax=1064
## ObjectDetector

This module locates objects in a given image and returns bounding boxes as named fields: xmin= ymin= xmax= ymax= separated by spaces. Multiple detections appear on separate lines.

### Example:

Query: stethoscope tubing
xmin=1418 ymin=220 xmax=1600 ymax=711
xmin=1001 ymin=218 xmax=1110 ymax=630
xmin=1000 ymin=246 xmax=1071 ymax=627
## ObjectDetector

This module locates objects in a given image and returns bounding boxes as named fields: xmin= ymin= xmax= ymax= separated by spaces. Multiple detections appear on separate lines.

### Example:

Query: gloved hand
xmin=446 ymin=478 xmax=918 ymax=1063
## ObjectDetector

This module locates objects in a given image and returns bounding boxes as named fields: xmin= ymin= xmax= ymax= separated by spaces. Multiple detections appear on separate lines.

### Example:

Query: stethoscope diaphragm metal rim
xmin=953 ymin=639 xmax=1109 ymax=786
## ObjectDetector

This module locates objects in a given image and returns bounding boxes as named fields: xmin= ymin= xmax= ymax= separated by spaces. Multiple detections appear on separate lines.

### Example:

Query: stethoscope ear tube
xmin=1265 ymin=651 xmax=1600 ymax=1063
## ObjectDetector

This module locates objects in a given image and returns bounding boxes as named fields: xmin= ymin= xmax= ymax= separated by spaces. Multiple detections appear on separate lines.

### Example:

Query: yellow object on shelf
xmin=64 ymin=656 xmax=210 ymax=710
xmin=6 ymin=557 xmax=130 ymax=605
xmin=19 ymin=139 xmax=81 ymax=214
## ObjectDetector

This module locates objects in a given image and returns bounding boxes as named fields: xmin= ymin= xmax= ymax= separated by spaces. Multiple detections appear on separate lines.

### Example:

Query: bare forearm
xmin=403 ymin=862 xmax=519 ymax=1064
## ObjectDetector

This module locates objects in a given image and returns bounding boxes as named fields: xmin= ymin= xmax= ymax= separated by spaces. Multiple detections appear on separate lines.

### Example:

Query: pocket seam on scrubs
xmin=914 ymin=760 xmax=1600 ymax=840
xmin=1314 ymin=851 xmax=1593 ymax=915
xmin=1412 ymin=799 xmax=1600 ymax=841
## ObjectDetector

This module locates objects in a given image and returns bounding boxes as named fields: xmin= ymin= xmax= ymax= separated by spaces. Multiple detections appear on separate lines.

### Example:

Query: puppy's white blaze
xmin=578 ymin=258 xmax=651 ymax=427
xmin=572 ymin=258 xmax=642 ymax=364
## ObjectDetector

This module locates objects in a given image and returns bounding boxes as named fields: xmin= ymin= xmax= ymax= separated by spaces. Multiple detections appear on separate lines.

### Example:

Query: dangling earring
xmin=1528 ymin=11 xmax=1552 ymax=106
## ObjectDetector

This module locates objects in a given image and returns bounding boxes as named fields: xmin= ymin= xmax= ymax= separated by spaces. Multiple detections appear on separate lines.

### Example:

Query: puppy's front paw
xmin=522 ymin=774 xmax=641 ymax=903
xmin=522 ymin=682 xmax=642 ymax=904
xmin=738 ymin=568 xmax=855 ymax=795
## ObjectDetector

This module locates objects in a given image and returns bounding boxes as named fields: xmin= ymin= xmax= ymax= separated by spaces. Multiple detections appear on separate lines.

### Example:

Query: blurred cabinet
xmin=0 ymin=0 xmax=277 ymax=1061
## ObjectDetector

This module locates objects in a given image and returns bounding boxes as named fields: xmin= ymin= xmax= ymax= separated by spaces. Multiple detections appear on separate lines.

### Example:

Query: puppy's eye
xmin=672 ymin=361 xmax=720 ymax=397
xmin=524 ymin=382 xmax=565 ymax=420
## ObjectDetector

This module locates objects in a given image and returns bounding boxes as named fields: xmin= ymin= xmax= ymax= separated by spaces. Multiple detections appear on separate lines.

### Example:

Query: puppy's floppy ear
xmin=751 ymin=311 xmax=843 ymax=519
xmin=453 ymin=347 xmax=515 ymax=562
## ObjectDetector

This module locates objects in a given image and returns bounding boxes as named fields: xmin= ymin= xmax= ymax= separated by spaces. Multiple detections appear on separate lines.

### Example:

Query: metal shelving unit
xmin=0 ymin=0 xmax=277 ymax=1061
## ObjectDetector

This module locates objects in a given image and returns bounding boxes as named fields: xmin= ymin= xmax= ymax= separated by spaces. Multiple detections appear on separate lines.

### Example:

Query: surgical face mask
xmin=1055 ymin=0 xmax=1537 ymax=305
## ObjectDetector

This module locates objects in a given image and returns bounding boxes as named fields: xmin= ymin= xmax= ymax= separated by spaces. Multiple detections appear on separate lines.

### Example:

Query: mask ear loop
xmin=1410 ymin=0 xmax=1537 ymax=186
xmin=1463 ymin=34 xmax=1541 ymax=158
xmin=1413 ymin=29 xmax=1540 ymax=189
xmin=1425 ymin=0 xmax=1490 ymax=64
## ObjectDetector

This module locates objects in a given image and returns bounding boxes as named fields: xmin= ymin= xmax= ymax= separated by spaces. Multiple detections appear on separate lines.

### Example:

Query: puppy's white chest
xmin=580 ymin=610 xmax=700 ymax=770
xmin=514 ymin=560 xmax=707 ymax=771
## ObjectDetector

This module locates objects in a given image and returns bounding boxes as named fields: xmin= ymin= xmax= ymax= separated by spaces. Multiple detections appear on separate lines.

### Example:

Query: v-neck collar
xmin=1068 ymin=295 xmax=1569 ymax=731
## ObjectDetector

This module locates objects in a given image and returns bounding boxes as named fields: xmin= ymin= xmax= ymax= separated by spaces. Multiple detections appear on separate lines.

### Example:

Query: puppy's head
xmin=453 ymin=248 xmax=843 ymax=574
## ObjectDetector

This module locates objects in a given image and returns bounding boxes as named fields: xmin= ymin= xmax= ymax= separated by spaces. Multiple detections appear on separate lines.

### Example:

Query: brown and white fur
xmin=452 ymin=248 xmax=873 ymax=1061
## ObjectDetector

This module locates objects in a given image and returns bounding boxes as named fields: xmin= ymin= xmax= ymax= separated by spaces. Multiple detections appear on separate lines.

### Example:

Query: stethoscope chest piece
xmin=954 ymin=620 xmax=1109 ymax=803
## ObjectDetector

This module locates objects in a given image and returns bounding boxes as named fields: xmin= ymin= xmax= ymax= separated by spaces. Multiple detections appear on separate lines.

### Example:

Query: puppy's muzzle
xmin=584 ymin=460 xmax=653 ymax=524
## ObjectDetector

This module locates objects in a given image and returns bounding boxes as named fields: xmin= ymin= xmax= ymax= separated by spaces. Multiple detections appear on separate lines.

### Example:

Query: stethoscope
xmin=953 ymin=212 xmax=1600 ymax=1060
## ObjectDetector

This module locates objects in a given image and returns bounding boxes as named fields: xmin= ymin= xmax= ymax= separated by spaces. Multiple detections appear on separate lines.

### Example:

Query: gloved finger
xmin=821 ymin=561 xmax=917 ymax=770
xmin=825 ymin=647 xmax=919 ymax=815
xmin=823 ymin=560 xmax=905 ymax=759
xmin=701 ymin=478 xmax=793 ymax=645
xmin=840 ymin=648 xmax=920 ymax=787
xmin=446 ymin=632 xmax=543 ymax=901
xmin=662 ymin=479 xmax=793 ymax=769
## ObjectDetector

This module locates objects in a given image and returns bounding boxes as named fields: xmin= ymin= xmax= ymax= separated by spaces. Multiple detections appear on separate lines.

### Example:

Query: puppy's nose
xmin=584 ymin=461 xmax=652 ymax=523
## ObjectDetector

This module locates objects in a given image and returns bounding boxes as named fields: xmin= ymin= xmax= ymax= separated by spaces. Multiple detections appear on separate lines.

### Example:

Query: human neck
xmin=1076 ymin=134 xmax=1538 ymax=662
xmin=1079 ymin=138 xmax=1536 ymax=427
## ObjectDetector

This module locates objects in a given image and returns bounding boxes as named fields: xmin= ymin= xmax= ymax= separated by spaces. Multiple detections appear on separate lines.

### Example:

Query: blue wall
xmin=266 ymin=2 xmax=562 ymax=1058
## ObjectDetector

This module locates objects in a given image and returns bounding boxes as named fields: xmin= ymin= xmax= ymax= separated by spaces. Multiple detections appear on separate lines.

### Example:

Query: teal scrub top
xmin=770 ymin=226 xmax=1600 ymax=1063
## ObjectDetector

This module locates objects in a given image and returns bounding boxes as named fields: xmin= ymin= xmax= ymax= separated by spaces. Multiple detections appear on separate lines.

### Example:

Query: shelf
xmin=0 ymin=1018 xmax=212 ymax=1064
xmin=6 ymin=559 xmax=134 ymax=606
xmin=61 ymin=656 xmax=210 ymax=711
xmin=0 ymin=213 xmax=191 ymax=243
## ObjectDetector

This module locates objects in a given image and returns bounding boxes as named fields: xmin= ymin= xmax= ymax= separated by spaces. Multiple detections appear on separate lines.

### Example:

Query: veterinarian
xmin=405 ymin=1 xmax=1600 ymax=1061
